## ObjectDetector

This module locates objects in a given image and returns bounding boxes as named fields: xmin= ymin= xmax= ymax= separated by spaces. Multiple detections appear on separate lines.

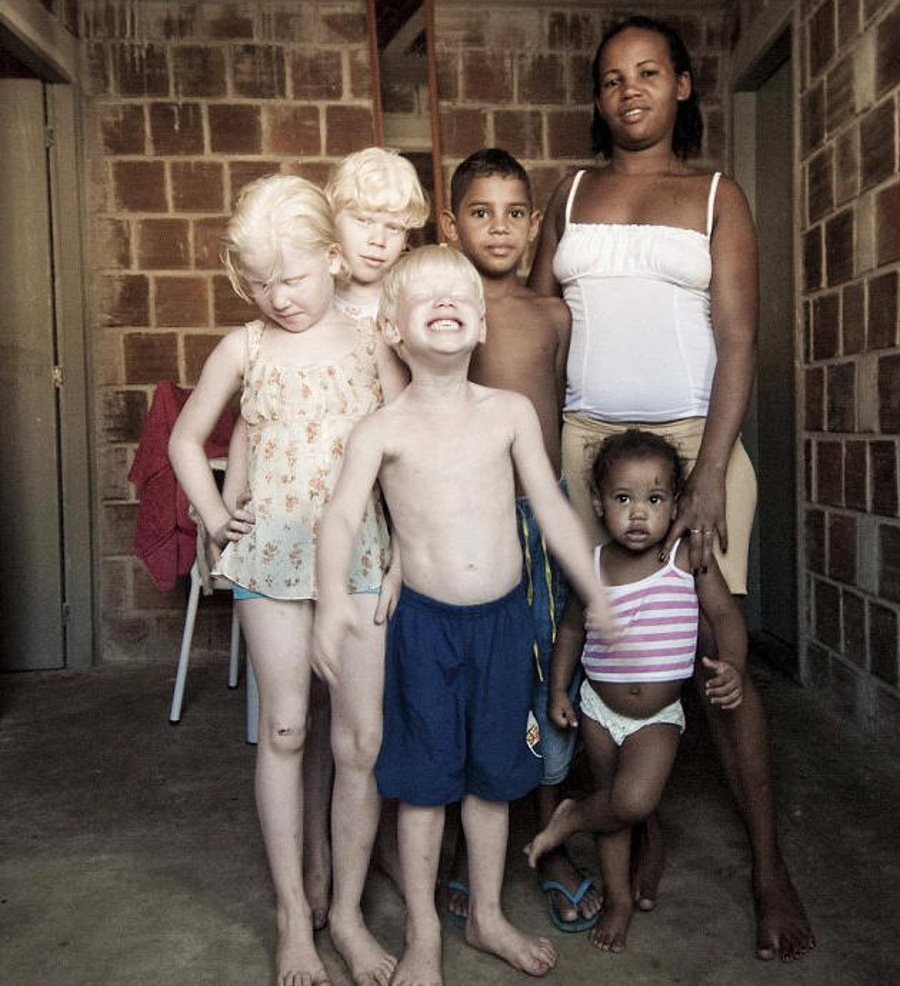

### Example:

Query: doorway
xmin=734 ymin=30 xmax=798 ymax=674
xmin=0 ymin=34 xmax=92 ymax=670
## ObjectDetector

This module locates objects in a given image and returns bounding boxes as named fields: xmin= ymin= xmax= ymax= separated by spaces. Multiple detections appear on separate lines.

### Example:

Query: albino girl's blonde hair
xmin=325 ymin=147 xmax=430 ymax=228
xmin=378 ymin=245 xmax=485 ymax=326
xmin=222 ymin=174 xmax=339 ymax=301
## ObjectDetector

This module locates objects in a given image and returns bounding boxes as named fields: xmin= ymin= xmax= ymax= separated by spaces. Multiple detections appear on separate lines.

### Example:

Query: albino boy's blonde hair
xmin=326 ymin=147 xmax=430 ymax=229
xmin=222 ymin=174 xmax=339 ymax=301
xmin=378 ymin=244 xmax=485 ymax=326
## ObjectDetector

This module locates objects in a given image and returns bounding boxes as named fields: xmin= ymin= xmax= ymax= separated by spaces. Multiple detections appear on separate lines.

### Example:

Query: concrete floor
xmin=2 ymin=656 xmax=898 ymax=986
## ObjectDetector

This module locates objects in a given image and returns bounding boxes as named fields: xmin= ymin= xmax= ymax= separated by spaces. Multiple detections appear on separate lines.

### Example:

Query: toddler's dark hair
xmin=589 ymin=429 xmax=684 ymax=497
xmin=450 ymin=148 xmax=532 ymax=213
xmin=590 ymin=15 xmax=703 ymax=160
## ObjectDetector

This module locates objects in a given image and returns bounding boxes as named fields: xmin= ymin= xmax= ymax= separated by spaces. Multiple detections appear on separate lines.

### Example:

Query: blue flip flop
xmin=541 ymin=877 xmax=600 ymax=932
xmin=446 ymin=879 xmax=469 ymax=930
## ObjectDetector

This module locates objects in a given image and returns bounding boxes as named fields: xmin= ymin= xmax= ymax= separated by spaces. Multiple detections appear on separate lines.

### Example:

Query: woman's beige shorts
xmin=561 ymin=413 xmax=757 ymax=595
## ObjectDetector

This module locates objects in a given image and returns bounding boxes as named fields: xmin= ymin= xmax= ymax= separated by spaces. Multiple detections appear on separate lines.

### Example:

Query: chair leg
xmin=228 ymin=604 xmax=240 ymax=689
xmin=246 ymin=654 xmax=259 ymax=745
xmin=170 ymin=561 xmax=202 ymax=723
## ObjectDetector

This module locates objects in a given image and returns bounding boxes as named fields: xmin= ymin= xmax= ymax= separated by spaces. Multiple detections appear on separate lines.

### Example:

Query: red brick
xmin=436 ymin=50 xmax=459 ymax=101
xmin=827 ymin=361 xmax=856 ymax=431
xmin=806 ymin=507 xmax=826 ymax=573
xmin=825 ymin=58 xmax=854 ymax=134
xmin=137 ymin=219 xmax=191 ymax=269
xmin=860 ymin=99 xmax=896 ymax=190
xmin=98 ymin=446 xmax=134 ymax=502
xmin=880 ymin=353 xmax=900 ymax=432
xmin=193 ymin=218 xmax=229 ymax=270
xmin=439 ymin=108 xmax=489 ymax=159
xmin=842 ymin=282 xmax=865 ymax=354
xmin=868 ymin=270 xmax=898 ymax=349
xmin=209 ymin=104 xmax=262 ymax=154
xmin=692 ymin=55 xmax=720 ymax=99
xmin=493 ymin=110 xmax=544 ymax=161
xmin=838 ymin=0 xmax=861 ymax=44
xmin=880 ymin=523 xmax=900 ymax=603
xmin=825 ymin=209 xmax=854 ymax=286
xmin=171 ymin=161 xmax=224 ymax=213
xmin=807 ymin=146 xmax=833 ymax=222
xmin=835 ymin=126 xmax=859 ymax=204
xmin=155 ymin=276 xmax=208 ymax=327
xmin=100 ymin=389 xmax=147 ymax=443
xmin=876 ymin=3 xmax=900 ymax=95
xmin=814 ymin=577 xmax=841 ymax=648
xmin=872 ymin=440 xmax=898 ymax=515
xmin=845 ymin=440 xmax=868 ymax=510
xmin=517 ymin=54 xmax=565 ymax=104
xmin=547 ymin=109 xmax=593 ymax=160
xmin=95 ymin=217 xmax=131 ymax=269
xmin=149 ymin=102 xmax=204 ymax=155
xmin=101 ymin=502 xmax=140 ymax=555
xmin=291 ymin=49 xmax=343 ymax=99
xmin=462 ymin=51 xmax=514 ymax=103
xmin=230 ymin=161 xmax=281 ymax=206
xmin=232 ymin=44 xmax=286 ymax=99
xmin=349 ymin=48 xmax=373 ymax=101
xmin=529 ymin=165 xmax=567 ymax=214
xmin=99 ymin=103 xmax=145 ymax=154
xmin=203 ymin=6 xmax=254 ymax=39
xmin=803 ymin=299 xmax=812 ymax=361
xmin=113 ymin=160 xmax=167 ymax=212
xmin=875 ymin=180 xmax=900 ymax=265
xmin=870 ymin=602 xmax=898 ymax=685
xmin=813 ymin=292 xmax=840 ymax=359
xmin=842 ymin=590 xmax=866 ymax=665
xmin=173 ymin=45 xmax=227 ymax=97
xmin=325 ymin=105 xmax=374 ymax=157
xmin=213 ymin=274 xmax=258 ymax=325
xmin=828 ymin=513 xmax=857 ymax=583
xmin=123 ymin=331 xmax=179 ymax=384
xmin=548 ymin=11 xmax=596 ymax=49
xmin=287 ymin=159 xmax=331 ymax=188
xmin=803 ymin=225 xmax=823 ymax=291
xmin=808 ymin=0 xmax=835 ymax=78
xmin=265 ymin=104 xmax=320 ymax=155
xmin=805 ymin=438 xmax=814 ymax=500
xmin=816 ymin=439 xmax=843 ymax=505
xmin=806 ymin=366 xmax=825 ymax=430
xmin=98 ymin=273 xmax=150 ymax=327
xmin=112 ymin=43 xmax=170 ymax=97
xmin=568 ymin=54 xmax=593 ymax=104
xmin=184 ymin=333 xmax=223 ymax=385
xmin=318 ymin=10 xmax=366 ymax=44
xmin=85 ymin=42 xmax=109 ymax=95
xmin=801 ymin=81 xmax=825 ymax=156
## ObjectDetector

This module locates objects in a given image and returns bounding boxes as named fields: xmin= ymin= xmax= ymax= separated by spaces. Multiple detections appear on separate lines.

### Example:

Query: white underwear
xmin=579 ymin=679 xmax=685 ymax=746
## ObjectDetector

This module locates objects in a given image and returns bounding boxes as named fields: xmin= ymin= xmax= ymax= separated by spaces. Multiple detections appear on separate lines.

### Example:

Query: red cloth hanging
xmin=129 ymin=381 xmax=233 ymax=591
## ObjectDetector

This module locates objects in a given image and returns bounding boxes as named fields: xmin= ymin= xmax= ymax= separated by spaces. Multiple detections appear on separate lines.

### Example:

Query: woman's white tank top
xmin=553 ymin=170 xmax=721 ymax=422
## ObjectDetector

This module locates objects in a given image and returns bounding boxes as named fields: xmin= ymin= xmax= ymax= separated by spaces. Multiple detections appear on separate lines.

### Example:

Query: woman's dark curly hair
xmin=590 ymin=15 xmax=703 ymax=160
xmin=589 ymin=429 xmax=684 ymax=499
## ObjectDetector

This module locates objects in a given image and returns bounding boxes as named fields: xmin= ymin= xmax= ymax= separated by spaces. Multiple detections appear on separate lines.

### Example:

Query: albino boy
xmin=313 ymin=246 xmax=611 ymax=985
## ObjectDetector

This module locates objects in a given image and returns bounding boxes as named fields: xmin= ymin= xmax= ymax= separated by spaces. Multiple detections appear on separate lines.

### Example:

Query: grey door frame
xmin=1 ymin=0 xmax=93 ymax=668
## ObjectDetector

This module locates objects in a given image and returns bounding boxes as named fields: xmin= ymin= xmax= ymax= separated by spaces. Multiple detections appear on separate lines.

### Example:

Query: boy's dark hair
xmin=590 ymin=15 xmax=703 ymax=160
xmin=449 ymin=148 xmax=532 ymax=213
xmin=589 ymin=429 xmax=684 ymax=497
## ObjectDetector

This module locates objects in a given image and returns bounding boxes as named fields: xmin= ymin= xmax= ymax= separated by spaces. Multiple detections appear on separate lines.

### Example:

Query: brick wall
xmin=85 ymin=0 xmax=376 ymax=662
xmin=734 ymin=0 xmax=899 ymax=740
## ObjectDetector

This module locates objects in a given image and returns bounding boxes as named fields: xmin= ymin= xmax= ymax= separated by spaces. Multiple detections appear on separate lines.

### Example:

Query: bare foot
xmin=630 ymin=815 xmax=665 ymax=912
xmin=466 ymin=908 xmax=557 ymax=977
xmin=524 ymin=798 xmax=578 ymax=869
xmin=754 ymin=861 xmax=816 ymax=962
xmin=539 ymin=849 xmax=601 ymax=925
xmin=588 ymin=894 xmax=632 ymax=953
xmin=276 ymin=907 xmax=331 ymax=986
xmin=329 ymin=913 xmax=397 ymax=986
xmin=391 ymin=922 xmax=443 ymax=986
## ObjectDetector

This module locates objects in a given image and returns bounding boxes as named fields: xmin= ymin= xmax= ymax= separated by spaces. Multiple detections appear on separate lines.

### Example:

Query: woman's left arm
xmin=663 ymin=177 xmax=758 ymax=572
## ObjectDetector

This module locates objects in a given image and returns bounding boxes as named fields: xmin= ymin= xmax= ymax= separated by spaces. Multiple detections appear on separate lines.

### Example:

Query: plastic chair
xmin=168 ymin=459 xmax=259 ymax=744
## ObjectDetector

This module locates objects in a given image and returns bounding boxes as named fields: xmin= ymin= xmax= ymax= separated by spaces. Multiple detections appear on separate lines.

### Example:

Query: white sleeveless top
xmin=554 ymin=170 xmax=721 ymax=422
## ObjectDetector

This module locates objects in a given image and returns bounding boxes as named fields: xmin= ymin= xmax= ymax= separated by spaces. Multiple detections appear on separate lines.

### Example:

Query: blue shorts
xmin=375 ymin=582 xmax=544 ymax=807
xmin=517 ymin=489 xmax=582 ymax=785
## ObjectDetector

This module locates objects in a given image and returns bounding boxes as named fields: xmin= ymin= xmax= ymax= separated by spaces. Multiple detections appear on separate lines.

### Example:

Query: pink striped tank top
xmin=583 ymin=541 xmax=698 ymax=683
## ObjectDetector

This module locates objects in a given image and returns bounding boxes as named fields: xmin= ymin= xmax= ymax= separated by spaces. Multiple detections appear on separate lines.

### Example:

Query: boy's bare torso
xmin=374 ymin=382 xmax=525 ymax=605
xmin=468 ymin=286 xmax=568 ymax=477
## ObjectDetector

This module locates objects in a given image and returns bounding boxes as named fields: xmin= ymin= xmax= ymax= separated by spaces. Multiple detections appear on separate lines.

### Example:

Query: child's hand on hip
xmin=702 ymin=655 xmax=743 ymax=709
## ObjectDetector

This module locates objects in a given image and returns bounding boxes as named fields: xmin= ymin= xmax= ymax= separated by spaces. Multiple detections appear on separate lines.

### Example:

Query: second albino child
xmin=526 ymin=429 xmax=746 ymax=954
xmin=169 ymin=174 xmax=406 ymax=986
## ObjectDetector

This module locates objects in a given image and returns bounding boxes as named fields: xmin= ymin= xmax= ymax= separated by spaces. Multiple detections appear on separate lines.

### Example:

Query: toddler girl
xmin=169 ymin=174 xmax=405 ymax=986
xmin=526 ymin=429 xmax=746 ymax=954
